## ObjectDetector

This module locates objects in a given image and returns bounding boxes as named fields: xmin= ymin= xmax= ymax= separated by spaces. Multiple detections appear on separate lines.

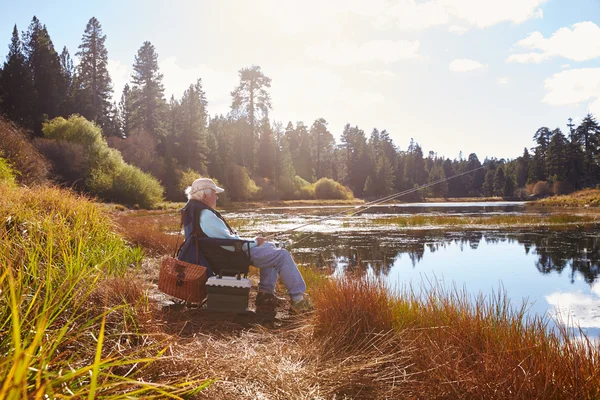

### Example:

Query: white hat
xmin=191 ymin=178 xmax=225 ymax=194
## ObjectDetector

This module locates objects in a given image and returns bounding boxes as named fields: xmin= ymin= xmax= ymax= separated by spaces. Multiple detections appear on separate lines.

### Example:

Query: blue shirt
xmin=199 ymin=209 xmax=258 ymax=251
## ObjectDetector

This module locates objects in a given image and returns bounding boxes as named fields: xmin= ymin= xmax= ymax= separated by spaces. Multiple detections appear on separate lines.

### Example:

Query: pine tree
xmin=309 ymin=118 xmax=335 ymax=179
xmin=376 ymin=155 xmax=396 ymax=196
xmin=257 ymin=117 xmax=275 ymax=179
xmin=58 ymin=46 xmax=75 ymax=116
xmin=483 ymin=168 xmax=495 ymax=196
xmin=515 ymin=148 xmax=530 ymax=188
xmin=0 ymin=25 xmax=33 ymax=127
xmin=177 ymin=79 xmax=209 ymax=174
xmin=75 ymin=17 xmax=113 ymax=129
xmin=574 ymin=114 xmax=600 ymax=185
xmin=118 ymin=84 xmax=133 ymax=137
xmin=130 ymin=41 xmax=166 ymax=138
xmin=231 ymin=65 xmax=272 ymax=174
xmin=23 ymin=17 xmax=65 ymax=135
xmin=545 ymin=128 xmax=568 ymax=182
xmin=493 ymin=167 xmax=506 ymax=196
xmin=276 ymin=133 xmax=296 ymax=197
xmin=295 ymin=123 xmax=313 ymax=182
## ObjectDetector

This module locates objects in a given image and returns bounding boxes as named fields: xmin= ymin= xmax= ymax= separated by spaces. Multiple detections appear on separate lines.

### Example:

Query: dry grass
xmin=532 ymin=188 xmax=600 ymax=208
xmin=112 ymin=211 xmax=182 ymax=255
xmin=124 ymin=271 xmax=600 ymax=399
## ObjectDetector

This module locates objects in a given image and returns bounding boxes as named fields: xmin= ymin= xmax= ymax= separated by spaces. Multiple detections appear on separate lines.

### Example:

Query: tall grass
xmin=0 ymin=182 xmax=209 ymax=398
xmin=309 ymin=275 xmax=600 ymax=399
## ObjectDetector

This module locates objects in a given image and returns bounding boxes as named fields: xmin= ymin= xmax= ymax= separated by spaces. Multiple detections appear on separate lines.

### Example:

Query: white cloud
xmin=508 ymin=21 xmax=600 ymax=63
xmin=107 ymin=59 xmax=131 ymax=102
xmin=561 ymin=64 xmax=571 ymax=69
xmin=545 ymin=290 xmax=600 ymax=328
xmin=306 ymin=40 xmax=422 ymax=66
xmin=360 ymin=69 xmax=397 ymax=77
xmin=381 ymin=0 xmax=449 ymax=30
xmin=261 ymin=0 xmax=548 ymax=37
xmin=269 ymin=66 xmax=385 ymax=126
xmin=506 ymin=52 xmax=552 ymax=64
xmin=449 ymin=25 xmax=469 ymax=34
xmin=589 ymin=98 xmax=600 ymax=117
xmin=497 ymin=77 xmax=509 ymax=85
xmin=449 ymin=58 xmax=485 ymax=72
xmin=439 ymin=0 xmax=547 ymax=28
xmin=542 ymin=68 xmax=600 ymax=107
xmin=159 ymin=56 xmax=237 ymax=115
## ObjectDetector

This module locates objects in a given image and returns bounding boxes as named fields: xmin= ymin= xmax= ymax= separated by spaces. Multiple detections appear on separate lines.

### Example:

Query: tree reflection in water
xmin=292 ymin=228 xmax=600 ymax=285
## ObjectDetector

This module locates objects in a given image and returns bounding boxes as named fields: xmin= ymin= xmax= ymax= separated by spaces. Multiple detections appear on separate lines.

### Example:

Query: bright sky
xmin=1 ymin=0 xmax=599 ymax=160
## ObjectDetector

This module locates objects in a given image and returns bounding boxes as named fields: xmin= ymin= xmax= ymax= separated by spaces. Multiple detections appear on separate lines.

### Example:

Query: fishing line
xmin=265 ymin=165 xmax=486 ymax=243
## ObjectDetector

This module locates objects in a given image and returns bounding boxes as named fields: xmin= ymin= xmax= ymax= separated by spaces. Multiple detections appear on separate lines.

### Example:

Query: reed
xmin=308 ymin=275 xmax=600 ymax=399
xmin=0 ymin=182 xmax=210 ymax=398
xmin=370 ymin=213 xmax=599 ymax=228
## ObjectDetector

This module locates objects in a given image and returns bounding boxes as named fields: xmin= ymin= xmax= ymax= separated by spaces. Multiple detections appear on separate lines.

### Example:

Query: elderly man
xmin=182 ymin=177 xmax=311 ymax=311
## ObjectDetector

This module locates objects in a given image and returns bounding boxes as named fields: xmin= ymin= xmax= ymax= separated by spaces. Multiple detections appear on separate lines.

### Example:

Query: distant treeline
xmin=1 ymin=15 xmax=599 ymax=204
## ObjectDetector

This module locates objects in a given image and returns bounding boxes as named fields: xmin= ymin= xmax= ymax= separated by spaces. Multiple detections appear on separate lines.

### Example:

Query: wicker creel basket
xmin=158 ymin=256 xmax=208 ymax=303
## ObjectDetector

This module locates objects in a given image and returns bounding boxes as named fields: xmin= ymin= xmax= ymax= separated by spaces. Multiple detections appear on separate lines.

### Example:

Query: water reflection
xmin=287 ymin=227 xmax=600 ymax=337
xmin=290 ymin=228 xmax=600 ymax=286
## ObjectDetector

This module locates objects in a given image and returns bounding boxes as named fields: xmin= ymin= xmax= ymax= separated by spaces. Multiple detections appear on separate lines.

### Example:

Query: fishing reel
xmin=275 ymin=239 xmax=293 ymax=249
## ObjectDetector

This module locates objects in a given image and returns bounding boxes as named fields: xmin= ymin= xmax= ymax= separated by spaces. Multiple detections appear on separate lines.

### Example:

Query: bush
xmin=107 ymin=130 xmax=164 ymax=179
xmin=314 ymin=178 xmax=354 ymax=200
xmin=0 ymin=117 xmax=49 ymax=185
xmin=0 ymin=156 xmax=16 ymax=185
xmin=553 ymin=180 xmax=574 ymax=195
xmin=35 ymin=139 xmax=88 ymax=190
xmin=226 ymin=165 xmax=259 ymax=201
xmin=532 ymin=181 xmax=551 ymax=197
xmin=256 ymin=177 xmax=280 ymax=201
xmin=42 ymin=116 xmax=164 ymax=208
xmin=293 ymin=175 xmax=313 ymax=199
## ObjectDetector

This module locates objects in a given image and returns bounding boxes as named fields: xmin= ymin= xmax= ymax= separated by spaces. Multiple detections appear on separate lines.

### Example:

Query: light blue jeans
xmin=249 ymin=242 xmax=306 ymax=300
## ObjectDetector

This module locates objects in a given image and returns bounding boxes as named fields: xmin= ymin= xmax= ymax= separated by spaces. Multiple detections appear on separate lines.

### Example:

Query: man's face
xmin=204 ymin=189 xmax=218 ymax=208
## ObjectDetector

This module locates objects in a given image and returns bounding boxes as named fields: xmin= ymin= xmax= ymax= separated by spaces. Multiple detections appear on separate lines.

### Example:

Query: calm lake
xmin=226 ymin=202 xmax=600 ymax=337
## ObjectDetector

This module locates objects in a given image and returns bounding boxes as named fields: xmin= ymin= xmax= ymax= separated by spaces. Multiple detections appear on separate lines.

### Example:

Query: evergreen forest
xmin=1 ymin=16 xmax=600 ymax=206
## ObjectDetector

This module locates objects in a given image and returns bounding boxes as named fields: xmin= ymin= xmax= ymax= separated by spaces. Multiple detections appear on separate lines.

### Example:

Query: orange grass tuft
xmin=113 ymin=212 xmax=181 ymax=255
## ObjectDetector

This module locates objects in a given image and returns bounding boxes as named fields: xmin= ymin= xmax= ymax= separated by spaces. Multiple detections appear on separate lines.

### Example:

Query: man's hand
xmin=256 ymin=237 xmax=266 ymax=246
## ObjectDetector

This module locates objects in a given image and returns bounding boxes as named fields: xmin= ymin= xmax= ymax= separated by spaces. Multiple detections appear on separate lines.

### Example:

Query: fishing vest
xmin=178 ymin=199 xmax=251 ymax=276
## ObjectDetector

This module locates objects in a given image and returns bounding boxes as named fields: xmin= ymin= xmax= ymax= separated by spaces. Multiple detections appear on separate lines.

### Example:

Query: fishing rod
xmin=264 ymin=165 xmax=486 ymax=241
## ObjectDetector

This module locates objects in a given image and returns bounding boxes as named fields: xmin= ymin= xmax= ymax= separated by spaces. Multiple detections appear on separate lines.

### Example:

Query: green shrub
xmin=256 ymin=177 xmax=280 ymax=200
xmin=314 ymin=177 xmax=354 ymax=200
xmin=179 ymin=168 xmax=200 ymax=196
xmin=226 ymin=165 xmax=259 ymax=201
xmin=293 ymin=175 xmax=313 ymax=199
xmin=0 ymin=156 xmax=16 ymax=185
xmin=42 ymin=116 xmax=165 ymax=208
xmin=0 ymin=117 xmax=49 ymax=184
xmin=298 ymin=185 xmax=315 ymax=199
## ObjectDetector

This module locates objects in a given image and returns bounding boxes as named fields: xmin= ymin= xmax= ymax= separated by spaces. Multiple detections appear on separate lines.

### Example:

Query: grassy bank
xmin=0 ymin=182 xmax=209 ymax=398
xmin=531 ymin=188 xmax=600 ymax=208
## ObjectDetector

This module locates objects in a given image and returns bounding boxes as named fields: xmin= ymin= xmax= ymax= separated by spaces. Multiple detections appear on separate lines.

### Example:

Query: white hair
xmin=185 ymin=186 xmax=213 ymax=201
